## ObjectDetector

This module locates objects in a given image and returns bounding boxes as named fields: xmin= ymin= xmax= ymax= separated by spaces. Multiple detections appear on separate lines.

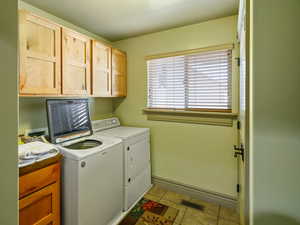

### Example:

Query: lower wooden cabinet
xmin=19 ymin=162 xmax=61 ymax=225
xmin=19 ymin=182 xmax=60 ymax=225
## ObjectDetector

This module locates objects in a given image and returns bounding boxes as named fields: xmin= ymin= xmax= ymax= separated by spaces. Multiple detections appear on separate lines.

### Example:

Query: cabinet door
xmin=92 ymin=41 xmax=112 ymax=96
xmin=112 ymin=49 xmax=127 ymax=97
xmin=19 ymin=182 xmax=60 ymax=225
xmin=62 ymin=28 xmax=91 ymax=95
xmin=19 ymin=11 xmax=61 ymax=95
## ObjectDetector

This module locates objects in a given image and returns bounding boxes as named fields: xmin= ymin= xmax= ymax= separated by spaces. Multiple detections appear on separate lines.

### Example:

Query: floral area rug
xmin=119 ymin=198 xmax=179 ymax=225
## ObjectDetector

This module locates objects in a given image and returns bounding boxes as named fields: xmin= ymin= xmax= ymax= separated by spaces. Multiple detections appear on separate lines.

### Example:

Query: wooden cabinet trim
xmin=27 ymin=52 xmax=56 ymax=63
xmin=19 ymin=9 xmax=61 ymax=29
xmin=26 ymin=13 xmax=60 ymax=31
xmin=62 ymin=27 xmax=91 ymax=42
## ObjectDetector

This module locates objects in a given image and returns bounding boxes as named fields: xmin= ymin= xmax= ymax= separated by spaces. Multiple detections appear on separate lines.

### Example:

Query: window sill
xmin=143 ymin=108 xmax=238 ymax=127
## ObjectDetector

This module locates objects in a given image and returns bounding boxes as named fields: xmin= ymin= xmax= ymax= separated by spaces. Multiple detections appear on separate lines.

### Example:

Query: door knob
xmin=234 ymin=145 xmax=245 ymax=161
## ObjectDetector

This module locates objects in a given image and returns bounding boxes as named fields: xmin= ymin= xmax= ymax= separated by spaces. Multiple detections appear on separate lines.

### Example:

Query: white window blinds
xmin=147 ymin=48 xmax=232 ymax=112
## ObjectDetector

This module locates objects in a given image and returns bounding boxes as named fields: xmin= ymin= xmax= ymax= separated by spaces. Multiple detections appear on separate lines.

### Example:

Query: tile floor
xmin=145 ymin=185 xmax=240 ymax=225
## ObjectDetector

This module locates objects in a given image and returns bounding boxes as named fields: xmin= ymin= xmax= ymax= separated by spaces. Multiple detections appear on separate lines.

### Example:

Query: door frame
xmin=237 ymin=0 xmax=250 ymax=224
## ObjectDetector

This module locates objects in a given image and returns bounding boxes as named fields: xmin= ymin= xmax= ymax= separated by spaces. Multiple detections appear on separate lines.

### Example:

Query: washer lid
xmin=63 ymin=139 xmax=102 ymax=150
xmin=57 ymin=135 xmax=122 ymax=160
xmin=97 ymin=126 xmax=149 ymax=140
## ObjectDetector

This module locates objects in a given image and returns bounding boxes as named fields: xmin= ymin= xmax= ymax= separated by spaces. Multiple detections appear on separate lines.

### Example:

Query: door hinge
xmin=235 ymin=57 xmax=241 ymax=67
xmin=234 ymin=145 xmax=245 ymax=161
xmin=237 ymin=184 xmax=240 ymax=193
xmin=237 ymin=120 xmax=241 ymax=130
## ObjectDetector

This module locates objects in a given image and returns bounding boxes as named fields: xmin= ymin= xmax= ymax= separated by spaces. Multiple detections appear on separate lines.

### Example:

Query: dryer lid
xmin=97 ymin=126 xmax=149 ymax=140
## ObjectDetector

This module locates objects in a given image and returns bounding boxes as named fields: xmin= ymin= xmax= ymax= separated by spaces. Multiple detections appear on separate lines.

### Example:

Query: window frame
xmin=144 ymin=44 xmax=238 ymax=126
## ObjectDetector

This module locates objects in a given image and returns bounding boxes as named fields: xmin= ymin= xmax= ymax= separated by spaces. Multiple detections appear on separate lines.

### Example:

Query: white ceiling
xmin=22 ymin=0 xmax=239 ymax=41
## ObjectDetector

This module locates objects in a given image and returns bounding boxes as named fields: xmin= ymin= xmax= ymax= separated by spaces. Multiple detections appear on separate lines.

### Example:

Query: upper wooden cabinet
xmin=19 ymin=11 xmax=61 ymax=95
xmin=92 ymin=41 xmax=111 ymax=97
xmin=62 ymin=28 xmax=91 ymax=95
xmin=112 ymin=49 xmax=127 ymax=97
xmin=18 ymin=11 xmax=126 ymax=97
xmin=92 ymin=43 xmax=127 ymax=97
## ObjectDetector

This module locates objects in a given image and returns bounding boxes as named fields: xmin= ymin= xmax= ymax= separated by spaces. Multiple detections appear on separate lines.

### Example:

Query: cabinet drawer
xmin=19 ymin=182 xmax=60 ymax=225
xmin=19 ymin=162 xmax=60 ymax=199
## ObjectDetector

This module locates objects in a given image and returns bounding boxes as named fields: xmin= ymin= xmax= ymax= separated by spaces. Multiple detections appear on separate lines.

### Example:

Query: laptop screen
xmin=46 ymin=99 xmax=92 ymax=144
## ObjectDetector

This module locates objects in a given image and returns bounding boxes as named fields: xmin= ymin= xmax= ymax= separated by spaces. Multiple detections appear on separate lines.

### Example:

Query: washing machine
xmin=46 ymin=99 xmax=124 ymax=225
xmin=58 ymin=135 xmax=123 ymax=225
xmin=92 ymin=117 xmax=152 ymax=211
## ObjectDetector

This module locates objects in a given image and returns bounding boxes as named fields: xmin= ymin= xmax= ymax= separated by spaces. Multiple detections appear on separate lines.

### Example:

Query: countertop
xmin=19 ymin=153 xmax=63 ymax=176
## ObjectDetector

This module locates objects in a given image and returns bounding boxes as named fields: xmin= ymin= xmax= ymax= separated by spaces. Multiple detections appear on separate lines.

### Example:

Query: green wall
xmin=0 ymin=0 xmax=18 ymax=224
xmin=18 ymin=1 xmax=114 ymax=134
xmin=19 ymin=1 xmax=110 ymax=43
xmin=250 ymin=0 xmax=300 ymax=224
xmin=19 ymin=98 xmax=114 ymax=134
xmin=113 ymin=16 xmax=238 ymax=197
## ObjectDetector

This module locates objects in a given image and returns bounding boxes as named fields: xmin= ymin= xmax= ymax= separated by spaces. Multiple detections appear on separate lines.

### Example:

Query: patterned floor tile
xmin=144 ymin=186 xmax=240 ymax=225
xmin=144 ymin=193 xmax=161 ymax=202
xmin=181 ymin=208 xmax=218 ymax=225
xmin=218 ymin=218 xmax=240 ymax=225
xmin=147 ymin=185 xmax=168 ymax=199
xmin=162 ymin=191 xmax=191 ymax=204
xmin=188 ymin=198 xmax=220 ymax=216
xmin=160 ymin=199 xmax=187 ymax=224
xmin=219 ymin=206 xmax=240 ymax=223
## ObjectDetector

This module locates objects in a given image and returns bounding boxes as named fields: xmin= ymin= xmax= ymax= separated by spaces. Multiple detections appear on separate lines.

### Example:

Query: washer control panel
xmin=92 ymin=117 xmax=120 ymax=132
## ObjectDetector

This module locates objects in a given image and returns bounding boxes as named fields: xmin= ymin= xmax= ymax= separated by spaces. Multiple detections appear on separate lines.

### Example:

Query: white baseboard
xmin=152 ymin=176 xmax=237 ymax=209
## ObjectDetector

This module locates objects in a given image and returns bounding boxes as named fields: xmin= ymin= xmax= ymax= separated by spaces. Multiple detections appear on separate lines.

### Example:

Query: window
xmin=147 ymin=46 xmax=233 ymax=112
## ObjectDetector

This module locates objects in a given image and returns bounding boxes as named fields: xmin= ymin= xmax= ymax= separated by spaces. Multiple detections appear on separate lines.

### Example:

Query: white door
xmin=237 ymin=1 xmax=249 ymax=224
